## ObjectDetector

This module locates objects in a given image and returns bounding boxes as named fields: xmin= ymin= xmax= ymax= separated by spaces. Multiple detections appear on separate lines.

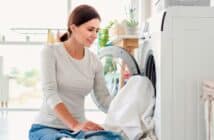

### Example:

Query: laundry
xmin=104 ymin=75 xmax=156 ymax=140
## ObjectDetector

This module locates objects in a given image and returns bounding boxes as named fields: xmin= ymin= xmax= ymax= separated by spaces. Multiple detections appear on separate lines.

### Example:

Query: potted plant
xmin=124 ymin=5 xmax=138 ymax=35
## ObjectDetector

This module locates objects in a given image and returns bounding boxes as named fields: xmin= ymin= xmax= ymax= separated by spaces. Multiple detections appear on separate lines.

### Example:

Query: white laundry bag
xmin=202 ymin=81 xmax=214 ymax=140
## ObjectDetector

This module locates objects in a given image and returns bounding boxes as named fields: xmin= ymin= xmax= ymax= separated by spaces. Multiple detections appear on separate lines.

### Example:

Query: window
xmin=0 ymin=0 xmax=67 ymax=43
xmin=0 ymin=45 xmax=42 ymax=109
xmin=0 ymin=0 xmax=68 ymax=110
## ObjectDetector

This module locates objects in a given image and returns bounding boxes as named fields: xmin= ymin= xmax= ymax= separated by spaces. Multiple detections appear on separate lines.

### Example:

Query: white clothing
xmin=104 ymin=75 xmax=156 ymax=140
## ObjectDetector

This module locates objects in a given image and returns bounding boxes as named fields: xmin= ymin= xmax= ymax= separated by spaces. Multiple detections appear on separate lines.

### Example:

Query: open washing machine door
xmin=143 ymin=52 xmax=157 ymax=97
xmin=137 ymin=21 xmax=157 ymax=96
xmin=137 ymin=37 xmax=157 ymax=97
xmin=91 ymin=46 xmax=141 ymax=112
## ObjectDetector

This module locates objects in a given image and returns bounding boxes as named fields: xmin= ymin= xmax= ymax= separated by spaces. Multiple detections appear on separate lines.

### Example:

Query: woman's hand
xmin=72 ymin=121 xmax=104 ymax=131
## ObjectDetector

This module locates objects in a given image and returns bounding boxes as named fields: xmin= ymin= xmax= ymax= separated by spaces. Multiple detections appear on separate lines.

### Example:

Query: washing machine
xmin=94 ymin=6 xmax=214 ymax=140
xmin=137 ymin=6 xmax=214 ymax=140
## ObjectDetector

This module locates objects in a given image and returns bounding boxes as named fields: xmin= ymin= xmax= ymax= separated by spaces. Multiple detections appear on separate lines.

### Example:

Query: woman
xmin=28 ymin=4 xmax=122 ymax=140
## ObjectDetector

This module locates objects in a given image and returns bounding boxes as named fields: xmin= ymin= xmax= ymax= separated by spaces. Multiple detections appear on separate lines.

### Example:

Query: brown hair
xmin=60 ymin=4 xmax=101 ymax=42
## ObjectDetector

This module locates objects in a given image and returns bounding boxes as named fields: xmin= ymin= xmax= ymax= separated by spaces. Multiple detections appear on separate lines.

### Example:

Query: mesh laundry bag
xmin=202 ymin=81 xmax=214 ymax=140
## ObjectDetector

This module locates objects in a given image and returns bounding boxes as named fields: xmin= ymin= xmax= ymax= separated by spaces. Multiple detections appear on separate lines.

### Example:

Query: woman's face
xmin=71 ymin=18 xmax=100 ymax=47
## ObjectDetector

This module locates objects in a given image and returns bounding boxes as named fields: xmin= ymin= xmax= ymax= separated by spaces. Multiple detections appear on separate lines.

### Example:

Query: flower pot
xmin=125 ymin=26 xmax=138 ymax=35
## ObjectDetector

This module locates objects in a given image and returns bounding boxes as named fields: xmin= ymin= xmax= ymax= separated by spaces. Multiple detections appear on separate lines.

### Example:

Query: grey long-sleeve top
xmin=34 ymin=43 xmax=111 ymax=129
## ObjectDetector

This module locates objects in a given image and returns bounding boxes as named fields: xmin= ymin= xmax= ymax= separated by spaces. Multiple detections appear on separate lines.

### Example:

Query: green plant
xmin=125 ymin=6 xmax=138 ymax=27
xmin=98 ymin=21 xmax=115 ymax=47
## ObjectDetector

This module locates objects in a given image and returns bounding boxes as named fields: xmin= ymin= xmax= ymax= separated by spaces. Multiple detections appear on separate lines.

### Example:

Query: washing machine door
xmin=138 ymin=39 xmax=157 ymax=97
xmin=91 ymin=46 xmax=140 ymax=112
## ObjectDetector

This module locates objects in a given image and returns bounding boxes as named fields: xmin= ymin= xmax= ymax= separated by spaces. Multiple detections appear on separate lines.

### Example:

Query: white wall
xmin=0 ymin=56 xmax=2 ymax=77
xmin=140 ymin=0 xmax=152 ymax=22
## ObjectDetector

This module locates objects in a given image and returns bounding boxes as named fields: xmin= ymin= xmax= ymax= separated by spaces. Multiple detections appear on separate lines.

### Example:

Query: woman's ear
xmin=69 ymin=24 xmax=76 ymax=32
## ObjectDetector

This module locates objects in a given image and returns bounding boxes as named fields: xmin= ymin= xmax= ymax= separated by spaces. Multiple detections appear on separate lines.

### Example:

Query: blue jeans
xmin=29 ymin=124 xmax=123 ymax=140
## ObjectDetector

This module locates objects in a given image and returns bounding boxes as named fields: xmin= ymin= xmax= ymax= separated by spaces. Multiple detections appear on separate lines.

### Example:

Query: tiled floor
xmin=0 ymin=111 xmax=37 ymax=140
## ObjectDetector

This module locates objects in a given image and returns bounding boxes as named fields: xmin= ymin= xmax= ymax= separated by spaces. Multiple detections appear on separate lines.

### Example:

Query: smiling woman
xmin=0 ymin=0 xmax=119 ymax=130
xmin=28 ymin=4 xmax=123 ymax=140
xmin=0 ymin=1 xmax=138 ymax=139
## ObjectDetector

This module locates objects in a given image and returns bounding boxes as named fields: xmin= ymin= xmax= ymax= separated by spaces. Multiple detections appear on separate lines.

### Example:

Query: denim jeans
xmin=29 ymin=124 xmax=123 ymax=140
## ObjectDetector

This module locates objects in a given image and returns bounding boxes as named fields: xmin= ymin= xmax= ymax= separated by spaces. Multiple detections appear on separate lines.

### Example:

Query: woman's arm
xmin=54 ymin=103 xmax=79 ymax=129
xmin=41 ymin=46 xmax=61 ymax=108
xmin=41 ymin=46 xmax=78 ymax=129
xmin=92 ymin=59 xmax=112 ymax=113
xmin=54 ymin=103 xmax=103 ymax=131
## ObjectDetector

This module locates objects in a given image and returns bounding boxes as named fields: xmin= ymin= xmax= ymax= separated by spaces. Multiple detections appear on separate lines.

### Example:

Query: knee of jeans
xmin=29 ymin=133 xmax=36 ymax=140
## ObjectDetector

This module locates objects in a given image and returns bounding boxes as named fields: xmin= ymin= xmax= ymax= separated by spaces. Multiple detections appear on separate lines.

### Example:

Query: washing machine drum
xmin=91 ymin=46 xmax=140 ymax=112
